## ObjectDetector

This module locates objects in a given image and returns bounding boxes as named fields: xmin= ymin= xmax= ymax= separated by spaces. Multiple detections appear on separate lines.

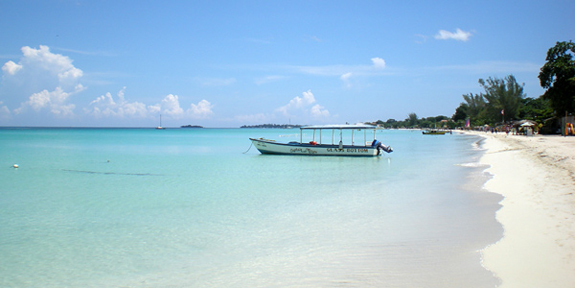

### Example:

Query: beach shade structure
xmin=513 ymin=120 xmax=537 ymax=135
xmin=512 ymin=120 xmax=537 ymax=129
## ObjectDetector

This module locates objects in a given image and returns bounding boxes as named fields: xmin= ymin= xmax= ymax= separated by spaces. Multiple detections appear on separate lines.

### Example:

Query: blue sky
xmin=1 ymin=0 xmax=573 ymax=127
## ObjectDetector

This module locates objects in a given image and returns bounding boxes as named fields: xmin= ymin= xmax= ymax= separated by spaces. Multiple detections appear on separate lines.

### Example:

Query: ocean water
xmin=0 ymin=128 xmax=502 ymax=287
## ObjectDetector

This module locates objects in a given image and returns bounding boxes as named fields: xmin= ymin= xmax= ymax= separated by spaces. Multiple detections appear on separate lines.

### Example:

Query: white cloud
xmin=434 ymin=28 xmax=472 ymax=41
xmin=161 ymin=94 xmax=184 ymax=116
xmin=275 ymin=90 xmax=330 ymax=121
xmin=86 ymin=89 xmax=214 ymax=121
xmin=20 ymin=45 xmax=83 ymax=85
xmin=340 ymin=72 xmax=352 ymax=81
xmin=15 ymin=86 xmax=77 ymax=117
xmin=0 ymin=101 xmax=11 ymax=119
xmin=2 ymin=61 xmax=22 ymax=75
xmin=310 ymin=104 xmax=330 ymax=118
xmin=187 ymin=100 xmax=214 ymax=119
xmin=2 ymin=45 xmax=86 ymax=118
xmin=86 ymin=87 xmax=149 ymax=118
xmin=371 ymin=57 xmax=386 ymax=69
xmin=277 ymin=90 xmax=317 ymax=116
xmin=301 ymin=90 xmax=316 ymax=105
xmin=340 ymin=72 xmax=353 ymax=88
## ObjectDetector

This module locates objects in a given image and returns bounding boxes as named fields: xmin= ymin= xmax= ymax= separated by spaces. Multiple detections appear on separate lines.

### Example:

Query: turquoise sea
xmin=0 ymin=128 xmax=502 ymax=287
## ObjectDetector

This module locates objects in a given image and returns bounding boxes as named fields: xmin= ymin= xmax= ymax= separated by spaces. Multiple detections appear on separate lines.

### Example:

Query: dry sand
xmin=467 ymin=131 xmax=575 ymax=287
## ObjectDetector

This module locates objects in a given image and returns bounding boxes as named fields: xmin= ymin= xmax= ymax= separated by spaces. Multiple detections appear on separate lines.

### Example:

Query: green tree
xmin=435 ymin=115 xmax=449 ymax=123
xmin=406 ymin=113 xmax=418 ymax=127
xmin=479 ymin=75 xmax=525 ymax=123
xmin=538 ymin=41 xmax=575 ymax=116
xmin=452 ymin=103 xmax=467 ymax=122
xmin=518 ymin=97 xmax=553 ymax=122
xmin=461 ymin=92 xmax=486 ymax=124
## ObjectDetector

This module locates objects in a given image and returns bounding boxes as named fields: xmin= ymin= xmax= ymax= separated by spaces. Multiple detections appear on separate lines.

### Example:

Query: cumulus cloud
xmin=86 ymin=87 xmax=149 ymax=118
xmin=434 ymin=28 xmax=472 ymax=41
xmin=87 ymin=89 xmax=214 ymax=121
xmin=160 ymin=94 xmax=184 ymax=116
xmin=310 ymin=104 xmax=330 ymax=118
xmin=371 ymin=57 xmax=386 ymax=69
xmin=277 ymin=90 xmax=316 ymax=116
xmin=276 ymin=90 xmax=330 ymax=120
xmin=187 ymin=99 xmax=214 ymax=119
xmin=2 ymin=61 xmax=22 ymax=75
xmin=2 ymin=45 xmax=85 ymax=118
xmin=14 ymin=84 xmax=84 ymax=117
xmin=19 ymin=45 xmax=83 ymax=85
xmin=0 ymin=101 xmax=11 ymax=119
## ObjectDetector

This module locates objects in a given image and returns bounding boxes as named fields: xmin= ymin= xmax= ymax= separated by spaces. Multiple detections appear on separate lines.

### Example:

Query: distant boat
xmin=181 ymin=125 xmax=203 ymax=128
xmin=422 ymin=130 xmax=449 ymax=135
xmin=422 ymin=122 xmax=451 ymax=135
xmin=249 ymin=124 xmax=393 ymax=156
xmin=156 ymin=115 xmax=166 ymax=130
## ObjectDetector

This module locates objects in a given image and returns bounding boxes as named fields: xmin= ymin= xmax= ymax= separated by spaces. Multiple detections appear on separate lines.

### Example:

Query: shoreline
xmin=465 ymin=131 xmax=575 ymax=287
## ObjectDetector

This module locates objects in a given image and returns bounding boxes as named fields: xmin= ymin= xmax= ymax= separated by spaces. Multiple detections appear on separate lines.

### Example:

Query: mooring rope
xmin=242 ymin=142 xmax=253 ymax=154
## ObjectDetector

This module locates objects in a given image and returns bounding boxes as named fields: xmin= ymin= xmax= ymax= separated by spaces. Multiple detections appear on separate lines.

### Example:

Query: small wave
xmin=456 ymin=162 xmax=488 ymax=168
xmin=471 ymin=138 xmax=487 ymax=150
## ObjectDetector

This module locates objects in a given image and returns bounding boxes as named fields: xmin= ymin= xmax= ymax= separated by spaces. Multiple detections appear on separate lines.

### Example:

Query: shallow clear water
xmin=0 ymin=128 xmax=501 ymax=287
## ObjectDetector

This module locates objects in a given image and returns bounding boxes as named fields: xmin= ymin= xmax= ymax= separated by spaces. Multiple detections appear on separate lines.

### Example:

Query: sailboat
xmin=156 ymin=114 xmax=166 ymax=129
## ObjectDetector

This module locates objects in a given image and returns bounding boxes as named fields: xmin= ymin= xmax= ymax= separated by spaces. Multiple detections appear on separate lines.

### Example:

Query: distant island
xmin=181 ymin=125 xmax=203 ymax=128
xmin=240 ymin=124 xmax=302 ymax=129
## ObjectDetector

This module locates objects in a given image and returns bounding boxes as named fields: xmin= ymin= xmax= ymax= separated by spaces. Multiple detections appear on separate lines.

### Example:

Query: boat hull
xmin=250 ymin=138 xmax=380 ymax=156
xmin=422 ymin=130 xmax=450 ymax=135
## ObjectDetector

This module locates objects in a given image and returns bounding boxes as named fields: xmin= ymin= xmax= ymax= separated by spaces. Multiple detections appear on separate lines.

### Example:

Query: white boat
xmin=156 ymin=114 xmax=166 ymax=130
xmin=249 ymin=124 xmax=393 ymax=156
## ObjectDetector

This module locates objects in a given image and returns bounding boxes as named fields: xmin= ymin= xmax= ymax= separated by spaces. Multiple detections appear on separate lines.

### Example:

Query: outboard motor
xmin=378 ymin=142 xmax=393 ymax=153
xmin=372 ymin=139 xmax=393 ymax=154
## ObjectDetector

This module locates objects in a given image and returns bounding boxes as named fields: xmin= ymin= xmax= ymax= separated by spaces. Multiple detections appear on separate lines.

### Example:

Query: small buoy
xmin=13 ymin=164 xmax=19 ymax=168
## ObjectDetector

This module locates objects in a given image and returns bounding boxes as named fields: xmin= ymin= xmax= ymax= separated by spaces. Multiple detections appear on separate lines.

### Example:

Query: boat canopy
xmin=300 ymin=124 xmax=377 ymax=130
xmin=298 ymin=123 xmax=379 ymax=146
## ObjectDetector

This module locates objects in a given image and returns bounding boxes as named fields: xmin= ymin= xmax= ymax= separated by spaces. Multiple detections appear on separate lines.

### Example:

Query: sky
xmin=1 ymin=0 xmax=574 ymax=127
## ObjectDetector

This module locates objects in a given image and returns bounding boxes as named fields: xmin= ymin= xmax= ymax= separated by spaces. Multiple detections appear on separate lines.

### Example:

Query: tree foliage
xmin=538 ymin=40 xmax=575 ymax=116
xmin=407 ymin=113 xmax=418 ymax=127
xmin=374 ymin=114 xmax=450 ymax=129
xmin=479 ymin=75 xmax=525 ymax=122
xmin=452 ymin=104 xmax=467 ymax=122
xmin=518 ymin=97 xmax=554 ymax=122
xmin=461 ymin=92 xmax=486 ymax=122
xmin=455 ymin=75 xmax=525 ymax=126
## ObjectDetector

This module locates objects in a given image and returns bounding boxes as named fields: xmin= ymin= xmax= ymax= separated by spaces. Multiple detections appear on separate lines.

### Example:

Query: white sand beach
xmin=468 ymin=131 xmax=575 ymax=287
